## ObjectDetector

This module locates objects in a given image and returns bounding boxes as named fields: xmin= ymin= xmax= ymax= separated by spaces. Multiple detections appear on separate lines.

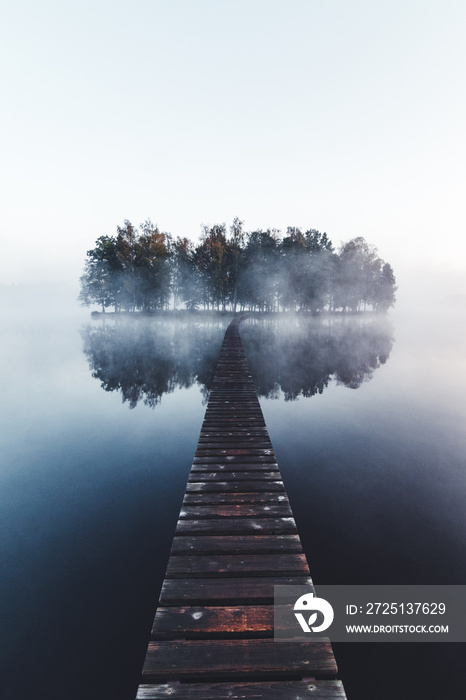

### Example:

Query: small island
xmin=79 ymin=218 xmax=396 ymax=315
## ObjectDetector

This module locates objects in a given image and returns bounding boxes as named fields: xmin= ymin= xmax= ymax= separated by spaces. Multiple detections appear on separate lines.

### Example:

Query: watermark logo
xmin=293 ymin=591 xmax=334 ymax=633
xmin=275 ymin=585 xmax=466 ymax=642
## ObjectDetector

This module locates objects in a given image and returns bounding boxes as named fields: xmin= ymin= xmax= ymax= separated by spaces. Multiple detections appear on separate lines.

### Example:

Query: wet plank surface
xmin=166 ymin=553 xmax=310 ymax=578
xmin=151 ymin=605 xmax=275 ymax=638
xmin=170 ymin=534 xmax=302 ymax=555
xmin=137 ymin=680 xmax=347 ymax=699
xmin=142 ymin=639 xmax=338 ymax=680
xmin=136 ymin=317 xmax=346 ymax=698
xmin=159 ymin=576 xmax=314 ymax=606
xmin=175 ymin=517 xmax=297 ymax=535
xmin=179 ymin=504 xmax=293 ymax=518
xmin=182 ymin=492 xmax=291 ymax=505
xmin=185 ymin=481 xmax=285 ymax=493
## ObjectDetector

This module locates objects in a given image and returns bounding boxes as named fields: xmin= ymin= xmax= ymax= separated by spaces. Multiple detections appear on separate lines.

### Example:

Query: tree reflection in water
xmin=81 ymin=314 xmax=394 ymax=407
xmin=240 ymin=315 xmax=394 ymax=400
xmin=81 ymin=315 xmax=230 ymax=408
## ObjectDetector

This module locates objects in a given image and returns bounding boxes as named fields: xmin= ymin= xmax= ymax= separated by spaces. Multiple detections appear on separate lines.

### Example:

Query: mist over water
xmin=80 ymin=313 xmax=394 ymax=407
xmin=241 ymin=314 xmax=394 ymax=399
xmin=0 ymin=287 xmax=465 ymax=699
xmin=81 ymin=314 xmax=228 ymax=407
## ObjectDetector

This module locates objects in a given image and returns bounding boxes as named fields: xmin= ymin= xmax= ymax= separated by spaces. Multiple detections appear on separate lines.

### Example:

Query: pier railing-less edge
xmin=136 ymin=316 xmax=347 ymax=699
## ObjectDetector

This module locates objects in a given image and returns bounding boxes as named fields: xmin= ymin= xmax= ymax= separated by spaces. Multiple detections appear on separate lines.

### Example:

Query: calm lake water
xmin=1 ymin=287 xmax=465 ymax=699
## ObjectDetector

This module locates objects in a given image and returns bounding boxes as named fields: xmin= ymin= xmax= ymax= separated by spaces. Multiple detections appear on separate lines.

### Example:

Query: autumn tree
xmin=194 ymin=224 xmax=230 ymax=310
xmin=134 ymin=220 xmax=170 ymax=311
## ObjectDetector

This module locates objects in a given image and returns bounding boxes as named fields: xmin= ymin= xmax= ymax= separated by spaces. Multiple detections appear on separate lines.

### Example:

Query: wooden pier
xmin=137 ymin=317 xmax=347 ymax=699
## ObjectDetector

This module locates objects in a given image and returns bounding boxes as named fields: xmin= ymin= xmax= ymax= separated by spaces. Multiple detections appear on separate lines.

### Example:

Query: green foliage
xmin=79 ymin=220 xmax=397 ymax=314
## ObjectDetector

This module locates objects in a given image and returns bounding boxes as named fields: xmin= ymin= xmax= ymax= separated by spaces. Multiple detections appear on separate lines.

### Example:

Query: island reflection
xmin=241 ymin=315 xmax=394 ymax=400
xmin=81 ymin=314 xmax=394 ymax=407
xmin=81 ymin=315 xmax=228 ymax=408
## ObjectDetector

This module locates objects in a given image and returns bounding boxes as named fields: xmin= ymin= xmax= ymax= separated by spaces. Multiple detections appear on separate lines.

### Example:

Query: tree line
xmin=79 ymin=218 xmax=397 ymax=313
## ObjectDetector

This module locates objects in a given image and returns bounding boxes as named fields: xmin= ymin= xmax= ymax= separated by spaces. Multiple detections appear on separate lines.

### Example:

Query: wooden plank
xmin=186 ymin=481 xmax=285 ymax=493
xmin=151 ymin=604 xmax=308 ymax=641
xmin=199 ymin=431 xmax=269 ymax=438
xmin=200 ymin=422 xmax=267 ymax=429
xmin=137 ymin=680 xmax=347 ymax=699
xmin=142 ymin=639 xmax=338 ymax=681
xmin=190 ymin=462 xmax=280 ymax=472
xmin=151 ymin=605 xmax=274 ymax=638
xmin=203 ymin=411 xmax=264 ymax=417
xmin=179 ymin=504 xmax=293 ymax=519
xmin=204 ymin=413 xmax=264 ymax=419
xmin=183 ymin=493 xmax=291 ymax=505
xmin=196 ymin=442 xmax=273 ymax=449
xmin=198 ymin=437 xmax=270 ymax=442
xmin=197 ymin=438 xmax=273 ymax=444
xmin=188 ymin=472 xmax=280 ymax=482
xmin=202 ymin=411 xmax=263 ymax=417
xmin=202 ymin=417 xmax=264 ymax=422
xmin=165 ymin=553 xmax=309 ymax=578
xmin=203 ymin=392 xmax=260 ymax=399
xmin=175 ymin=517 xmax=297 ymax=535
xmin=159 ymin=576 xmax=313 ymax=605
xmin=205 ymin=402 xmax=261 ymax=408
xmin=170 ymin=535 xmax=303 ymax=555
xmin=204 ymin=398 xmax=259 ymax=403
xmin=193 ymin=458 xmax=277 ymax=465
xmin=190 ymin=464 xmax=281 ymax=470
xmin=204 ymin=410 xmax=263 ymax=415
xmin=195 ymin=449 xmax=275 ymax=457
xmin=193 ymin=456 xmax=277 ymax=464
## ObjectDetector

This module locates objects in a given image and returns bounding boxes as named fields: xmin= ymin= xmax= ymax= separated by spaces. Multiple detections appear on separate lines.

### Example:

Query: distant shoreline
xmin=89 ymin=308 xmax=389 ymax=319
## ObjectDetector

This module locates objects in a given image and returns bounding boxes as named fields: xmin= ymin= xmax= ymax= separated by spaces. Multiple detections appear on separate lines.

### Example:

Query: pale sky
xmin=1 ymin=0 xmax=465 ymax=301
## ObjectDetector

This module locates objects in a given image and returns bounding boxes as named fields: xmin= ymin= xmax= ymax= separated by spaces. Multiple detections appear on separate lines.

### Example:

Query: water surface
xmin=1 ymin=290 xmax=465 ymax=699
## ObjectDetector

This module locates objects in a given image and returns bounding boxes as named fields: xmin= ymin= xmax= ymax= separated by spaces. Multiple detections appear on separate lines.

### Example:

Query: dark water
xmin=1 ymin=293 xmax=465 ymax=699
